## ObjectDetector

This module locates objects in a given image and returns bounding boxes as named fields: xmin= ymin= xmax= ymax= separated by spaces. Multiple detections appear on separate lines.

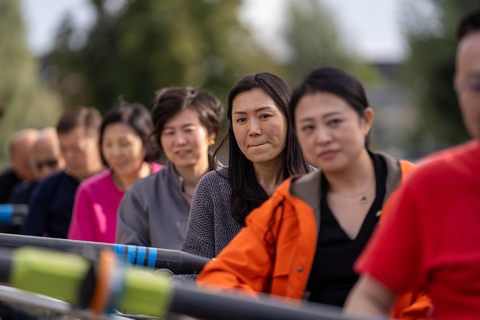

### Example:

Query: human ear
xmin=362 ymin=107 xmax=374 ymax=135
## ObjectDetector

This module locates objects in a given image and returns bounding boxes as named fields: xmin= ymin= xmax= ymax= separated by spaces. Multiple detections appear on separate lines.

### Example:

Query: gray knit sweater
xmin=181 ymin=167 xmax=242 ymax=259
xmin=174 ymin=167 xmax=241 ymax=286
xmin=175 ymin=166 xmax=315 ymax=287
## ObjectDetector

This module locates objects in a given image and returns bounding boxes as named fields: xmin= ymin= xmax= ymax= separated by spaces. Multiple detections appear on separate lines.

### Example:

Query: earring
xmin=209 ymin=140 xmax=215 ymax=146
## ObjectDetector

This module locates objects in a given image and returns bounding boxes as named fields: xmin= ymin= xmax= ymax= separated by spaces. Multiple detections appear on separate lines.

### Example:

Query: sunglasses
xmin=31 ymin=159 xmax=59 ymax=170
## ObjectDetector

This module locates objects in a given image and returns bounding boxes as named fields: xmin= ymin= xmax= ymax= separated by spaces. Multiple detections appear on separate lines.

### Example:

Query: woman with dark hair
xmin=196 ymin=67 xmax=424 ymax=317
xmin=179 ymin=72 xmax=311 ymax=273
xmin=68 ymin=102 xmax=162 ymax=243
xmin=116 ymin=87 xmax=224 ymax=249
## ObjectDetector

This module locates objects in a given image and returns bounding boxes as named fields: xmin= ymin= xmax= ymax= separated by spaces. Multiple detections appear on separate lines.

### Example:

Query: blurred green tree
xmin=47 ymin=0 xmax=281 ymax=113
xmin=0 ymin=0 xmax=62 ymax=169
xmin=401 ymin=0 xmax=480 ymax=154
xmin=282 ymin=0 xmax=378 ymax=86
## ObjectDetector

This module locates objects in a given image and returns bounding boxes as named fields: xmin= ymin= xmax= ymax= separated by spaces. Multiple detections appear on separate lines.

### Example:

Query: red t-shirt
xmin=355 ymin=140 xmax=480 ymax=320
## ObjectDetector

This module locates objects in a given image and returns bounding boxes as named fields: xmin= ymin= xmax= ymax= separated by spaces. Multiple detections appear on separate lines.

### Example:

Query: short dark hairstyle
xmin=458 ymin=8 xmax=480 ymax=41
xmin=214 ymin=72 xmax=310 ymax=226
xmin=99 ymin=101 xmax=159 ymax=166
xmin=151 ymin=86 xmax=224 ymax=158
xmin=289 ymin=67 xmax=371 ymax=148
xmin=56 ymin=107 xmax=102 ymax=136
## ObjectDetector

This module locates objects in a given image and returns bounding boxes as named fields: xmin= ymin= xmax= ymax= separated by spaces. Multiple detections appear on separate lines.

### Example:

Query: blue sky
xmin=21 ymin=0 xmax=408 ymax=62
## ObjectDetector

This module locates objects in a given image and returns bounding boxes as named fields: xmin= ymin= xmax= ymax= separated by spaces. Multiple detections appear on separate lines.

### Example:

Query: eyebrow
xmin=233 ymin=106 xmax=275 ymax=115
xmin=163 ymin=123 xmax=196 ymax=130
xmin=298 ymin=111 xmax=341 ymax=122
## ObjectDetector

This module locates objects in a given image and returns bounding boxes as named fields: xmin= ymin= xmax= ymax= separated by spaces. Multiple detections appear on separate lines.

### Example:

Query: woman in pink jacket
xmin=67 ymin=101 xmax=162 ymax=243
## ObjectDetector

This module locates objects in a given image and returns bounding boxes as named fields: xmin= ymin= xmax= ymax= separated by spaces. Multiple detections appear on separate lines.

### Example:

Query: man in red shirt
xmin=345 ymin=8 xmax=480 ymax=320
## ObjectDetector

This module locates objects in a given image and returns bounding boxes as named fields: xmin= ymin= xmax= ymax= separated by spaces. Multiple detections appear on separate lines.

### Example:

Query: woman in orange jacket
xmin=197 ymin=67 xmax=430 ymax=318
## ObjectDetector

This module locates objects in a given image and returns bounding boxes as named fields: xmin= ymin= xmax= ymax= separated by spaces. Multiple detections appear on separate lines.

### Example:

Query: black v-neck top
xmin=306 ymin=153 xmax=387 ymax=307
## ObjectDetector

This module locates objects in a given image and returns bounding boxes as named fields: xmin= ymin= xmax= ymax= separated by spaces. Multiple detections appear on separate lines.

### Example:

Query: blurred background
xmin=1 ymin=0 xmax=478 ymax=169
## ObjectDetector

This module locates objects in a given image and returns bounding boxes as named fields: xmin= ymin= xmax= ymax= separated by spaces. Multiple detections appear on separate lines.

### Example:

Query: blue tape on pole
xmin=147 ymin=248 xmax=156 ymax=269
xmin=127 ymin=245 xmax=136 ymax=265
xmin=114 ymin=244 xmax=124 ymax=259
xmin=136 ymin=247 xmax=146 ymax=267
xmin=0 ymin=205 xmax=13 ymax=224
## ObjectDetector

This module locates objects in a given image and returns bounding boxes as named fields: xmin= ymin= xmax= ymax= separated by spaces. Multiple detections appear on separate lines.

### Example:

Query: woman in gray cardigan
xmin=180 ymin=73 xmax=312 ymax=272
xmin=116 ymin=87 xmax=224 ymax=249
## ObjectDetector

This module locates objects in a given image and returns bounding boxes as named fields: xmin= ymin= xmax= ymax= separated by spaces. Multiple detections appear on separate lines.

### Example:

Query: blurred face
xmin=102 ymin=123 xmax=146 ymax=178
xmin=231 ymin=88 xmax=287 ymax=165
xmin=58 ymin=126 xmax=101 ymax=179
xmin=160 ymin=108 xmax=214 ymax=170
xmin=295 ymin=92 xmax=373 ymax=173
xmin=30 ymin=137 xmax=65 ymax=180
xmin=455 ymin=31 xmax=480 ymax=140
xmin=10 ymin=139 xmax=36 ymax=181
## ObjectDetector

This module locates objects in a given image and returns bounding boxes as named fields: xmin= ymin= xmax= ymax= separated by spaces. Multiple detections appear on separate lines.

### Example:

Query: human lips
xmin=248 ymin=142 xmax=268 ymax=148
xmin=318 ymin=149 xmax=339 ymax=159
xmin=175 ymin=149 xmax=191 ymax=157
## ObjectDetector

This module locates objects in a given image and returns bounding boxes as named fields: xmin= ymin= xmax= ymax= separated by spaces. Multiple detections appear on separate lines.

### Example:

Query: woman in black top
xmin=197 ymin=67 xmax=415 ymax=314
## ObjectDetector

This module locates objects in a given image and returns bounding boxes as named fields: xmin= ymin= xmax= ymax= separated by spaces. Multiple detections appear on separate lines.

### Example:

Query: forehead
xmin=163 ymin=108 xmax=201 ymax=128
xmin=103 ymin=122 xmax=137 ymax=137
xmin=295 ymin=91 xmax=354 ymax=119
xmin=232 ymin=88 xmax=279 ymax=113
xmin=58 ymin=126 xmax=95 ymax=144
xmin=457 ymin=31 xmax=480 ymax=76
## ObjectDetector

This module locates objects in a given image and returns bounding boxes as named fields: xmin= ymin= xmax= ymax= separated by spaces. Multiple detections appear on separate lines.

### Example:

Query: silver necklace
xmin=360 ymin=179 xmax=376 ymax=204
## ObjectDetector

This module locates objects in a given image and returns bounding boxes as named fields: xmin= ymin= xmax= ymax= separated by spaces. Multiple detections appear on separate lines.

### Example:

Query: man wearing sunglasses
xmin=1 ymin=128 xmax=66 ymax=235
xmin=29 ymin=128 xmax=66 ymax=181
xmin=21 ymin=107 xmax=104 ymax=239
xmin=0 ymin=129 xmax=38 ymax=204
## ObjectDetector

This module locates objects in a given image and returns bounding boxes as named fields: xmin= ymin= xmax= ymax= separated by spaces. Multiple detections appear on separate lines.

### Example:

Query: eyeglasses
xmin=31 ymin=159 xmax=59 ymax=170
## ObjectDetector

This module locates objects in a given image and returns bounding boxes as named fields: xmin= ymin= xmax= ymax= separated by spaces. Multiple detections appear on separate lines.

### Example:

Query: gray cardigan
xmin=175 ymin=166 xmax=316 ymax=287
xmin=174 ymin=167 xmax=241 ymax=286
xmin=181 ymin=167 xmax=242 ymax=259
xmin=116 ymin=163 xmax=191 ymax=249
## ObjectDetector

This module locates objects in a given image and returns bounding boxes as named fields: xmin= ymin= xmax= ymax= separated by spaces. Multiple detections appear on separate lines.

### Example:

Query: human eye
xmin=301 ymin=124 xmax=315 ymax=132
xmin=259 ymin=113 xmax=273 ymax=120
xmin=235 ymin=117 xmax=246 ymax=123
xmin=183 ymin=125 xmax=197 ymax=133
xmin=328 ymin=118 xmax=343 ymax=127
xmin=120 ymin=140 xmax=131 ymax=147
xmin=162 ymin=130 xmax=174 ymax=136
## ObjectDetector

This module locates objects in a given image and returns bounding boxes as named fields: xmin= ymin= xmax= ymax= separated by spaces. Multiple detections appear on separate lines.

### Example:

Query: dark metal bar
xmin=171 ymin=286 xmax=371 ymax=320
xmin=0 ymin=233 xmax=208 ymax=274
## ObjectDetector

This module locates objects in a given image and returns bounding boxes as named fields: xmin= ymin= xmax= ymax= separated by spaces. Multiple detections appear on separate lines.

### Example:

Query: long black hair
xmin=289 ymin=67 xmax=371 ymax=148
xmin=213 ymin=72 xmax=310 ymax=226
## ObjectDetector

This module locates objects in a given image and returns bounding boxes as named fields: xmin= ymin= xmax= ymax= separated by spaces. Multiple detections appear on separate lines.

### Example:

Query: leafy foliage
xmin=401 ymin=0 xmax=480 ymax=152
xmin=282 ymin=0 xmax=378 ymax=86
xmin=47 ymin=0 xmax=281 ymax=113
xmin=0 ymin=0 xmax=61 ymax=168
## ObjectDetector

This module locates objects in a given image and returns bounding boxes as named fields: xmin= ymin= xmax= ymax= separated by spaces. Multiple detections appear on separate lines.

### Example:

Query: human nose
xmin=316 ymin=127 xmax=332 ymax=144
xmin=110 ymin=145 xmax=122 ymax=157
xmin=174 ymin=132 xmax=187 ymax=145
xmin=248 ymin=119 xmax=262 ymax=136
